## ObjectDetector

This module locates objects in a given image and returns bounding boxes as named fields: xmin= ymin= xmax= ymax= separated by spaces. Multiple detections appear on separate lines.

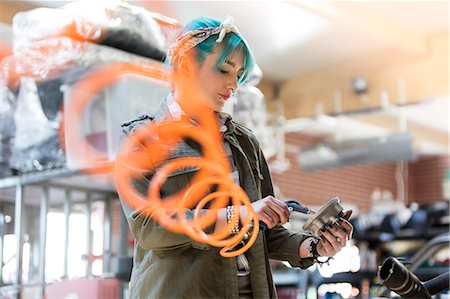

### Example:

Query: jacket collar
xmin=155 ymin=93 xmax=240 ymax=135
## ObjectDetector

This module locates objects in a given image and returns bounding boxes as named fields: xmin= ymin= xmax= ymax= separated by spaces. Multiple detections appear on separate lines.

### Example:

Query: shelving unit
xmin=0 ymin=168 xmax=123 ymax=299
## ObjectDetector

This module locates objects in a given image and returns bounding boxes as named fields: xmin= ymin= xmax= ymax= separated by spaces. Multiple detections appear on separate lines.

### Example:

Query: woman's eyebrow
xmin=225 ymin=60 xmax=243 ymax=73
xmin=225 ymin=60 xmax=235 ymax=67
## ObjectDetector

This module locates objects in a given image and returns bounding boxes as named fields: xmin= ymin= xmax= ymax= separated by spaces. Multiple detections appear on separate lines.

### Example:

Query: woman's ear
xmin=178 ymin=55 xmax=191 ymax=75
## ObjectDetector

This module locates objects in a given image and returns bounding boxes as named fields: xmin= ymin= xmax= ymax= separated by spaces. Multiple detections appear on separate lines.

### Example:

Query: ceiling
xmin=143 ymin=0 xmax=449 ymax=81
xmin=25 ymin=1 xmax=449 ymax=81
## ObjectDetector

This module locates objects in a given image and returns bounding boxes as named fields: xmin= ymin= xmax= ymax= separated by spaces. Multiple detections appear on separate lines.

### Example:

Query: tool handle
xmin=259 ymin=200 xmax=313 ymax=231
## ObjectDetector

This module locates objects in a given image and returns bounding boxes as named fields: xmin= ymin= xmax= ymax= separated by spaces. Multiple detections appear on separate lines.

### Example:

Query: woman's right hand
xmin=244 ymin=196 xmax=290 ymax=229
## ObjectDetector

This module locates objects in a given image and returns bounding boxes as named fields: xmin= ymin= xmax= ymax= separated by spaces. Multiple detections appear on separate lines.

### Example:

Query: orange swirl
xmin=64 ymin=55 xmax=259 ymax=258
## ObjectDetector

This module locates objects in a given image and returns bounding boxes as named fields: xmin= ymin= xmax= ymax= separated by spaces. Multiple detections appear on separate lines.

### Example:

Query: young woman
xmin=119 ymin=16 xmax=353 ymax=299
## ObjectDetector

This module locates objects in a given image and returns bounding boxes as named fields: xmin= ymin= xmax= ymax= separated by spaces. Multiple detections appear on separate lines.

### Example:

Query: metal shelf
xmin=0 ymin=167 xmax=117 ymax=193
xmin=0 ymin=168 xmax=80 ymax=189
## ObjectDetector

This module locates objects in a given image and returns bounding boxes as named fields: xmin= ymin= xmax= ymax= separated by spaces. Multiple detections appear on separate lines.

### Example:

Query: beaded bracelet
xmin=226 ymin=205 xmax=240 ymax=235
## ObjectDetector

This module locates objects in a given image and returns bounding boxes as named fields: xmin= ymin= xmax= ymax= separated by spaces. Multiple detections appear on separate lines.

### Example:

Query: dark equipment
xmin=379 ymin=256 xmax=450 ymax=298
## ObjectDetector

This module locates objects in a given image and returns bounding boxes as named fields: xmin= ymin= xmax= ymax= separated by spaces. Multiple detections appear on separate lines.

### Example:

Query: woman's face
xmin=197 ymin=45 xmax=244 ymax=112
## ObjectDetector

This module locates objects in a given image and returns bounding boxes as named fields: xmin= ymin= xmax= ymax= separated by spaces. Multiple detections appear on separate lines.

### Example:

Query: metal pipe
xmin=103 ymin=198 xmax=112 ymax=273
xmin=13 ymin=184 xmax=24 ymax=292
xmin=85 ymin=193 xmax=92 ymax=278
xmin=38 ymin=186 xmax=49 ymax=298
xmin=63 ymin=190 xmax=71 ymax=278
xmin=119 ymin=201 xmax=129 ymax=299
xmin=0 ymin=211 xmax=4 ymax=285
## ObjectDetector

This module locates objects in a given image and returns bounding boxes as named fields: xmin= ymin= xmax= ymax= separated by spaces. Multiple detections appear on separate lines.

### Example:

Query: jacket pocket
xmin=154 ymin=243 xmax=193 ymax=257
xmin=154 ymin=241 xmax=211 ymax=258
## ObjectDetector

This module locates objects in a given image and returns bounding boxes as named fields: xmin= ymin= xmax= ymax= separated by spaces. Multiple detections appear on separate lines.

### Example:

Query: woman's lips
xmin=218 ymin=93 xmax=230 ymax=101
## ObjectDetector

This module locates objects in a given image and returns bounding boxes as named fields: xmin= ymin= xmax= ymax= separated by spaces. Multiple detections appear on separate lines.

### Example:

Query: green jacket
xmin=118 ymin=99 xmax=315 ymax=299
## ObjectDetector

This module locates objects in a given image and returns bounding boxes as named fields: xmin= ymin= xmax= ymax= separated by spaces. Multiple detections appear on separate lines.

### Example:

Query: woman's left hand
xmin=315 ymin=218 xmax=353 ymax=257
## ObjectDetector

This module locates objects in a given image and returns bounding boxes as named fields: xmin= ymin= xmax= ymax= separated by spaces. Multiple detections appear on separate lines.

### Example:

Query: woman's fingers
xmin=316 ymin=235 xmax=335 ymax=256
xmin=321 ymin=230 xmax=341 ymax=253
xmin=317 ymin=220 xmax=354 ymax=256
xmin=267 ymin=199 xmax=290 ymax=224
xmin=338 ymin=219 xmax=354 ymax=239
xmin=252 ymin=196 xmax=290 ymax=228
xmin=261 ymin=209 xmax=278 ymax=228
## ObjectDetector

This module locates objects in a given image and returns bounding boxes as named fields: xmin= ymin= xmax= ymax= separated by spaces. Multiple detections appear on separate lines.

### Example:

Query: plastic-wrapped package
xmin=9 ymin=77 xmax=66 ymax=174
xmin=12 ymin=7 xmax=100 ymax=51
xmin=93 ymin=2 xmax=167 ymax=50
xmin=13 ymin=78 xmax=58 ymax=150
xmin=3 ymin=2 xmax=176 ymax=174
xmin=3 ymin=35 xmax=164 ymax=94
xmin=12 ymin=1 xmax=167 ymax=60
xmin=3 ymin=38 xmax=86 ymax=83
xmin=2 ymin=35 xmax=155 ymax=121
xmin=3 ymin=37 xmax=169 ymax=174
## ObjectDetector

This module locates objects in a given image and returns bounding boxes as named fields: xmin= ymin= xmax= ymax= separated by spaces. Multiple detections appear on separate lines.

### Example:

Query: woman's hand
xmin=247 ymin=195 xmax=290 ymax=229
xmin=315 ymin=217 xmax=353 ymax=257
xmin=215 ymin=196 xmax=289 ymax=233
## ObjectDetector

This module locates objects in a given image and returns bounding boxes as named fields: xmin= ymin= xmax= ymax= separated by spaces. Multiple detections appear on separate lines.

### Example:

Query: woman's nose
xmin=227 ymin=78 xmax=238 ymax=93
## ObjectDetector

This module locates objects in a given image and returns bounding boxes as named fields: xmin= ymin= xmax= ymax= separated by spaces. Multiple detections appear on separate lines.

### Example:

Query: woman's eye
xmin=219 ymin=68 xmax=229 ymax=74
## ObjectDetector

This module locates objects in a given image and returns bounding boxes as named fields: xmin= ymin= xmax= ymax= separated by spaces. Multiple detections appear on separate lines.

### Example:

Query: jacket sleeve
xmin=257 ymin=141 xmax=316 ymax=269
xmin=117 ymin=118 xmax=212 ymax=252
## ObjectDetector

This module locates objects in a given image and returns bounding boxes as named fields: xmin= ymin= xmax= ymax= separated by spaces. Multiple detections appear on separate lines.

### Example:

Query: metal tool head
xmin=302 ymin=197 xmax=344 ymax=238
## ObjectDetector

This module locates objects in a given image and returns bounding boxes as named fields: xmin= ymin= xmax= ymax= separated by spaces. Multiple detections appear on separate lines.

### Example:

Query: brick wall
xmin=408 ymin=155 xmax=450 ymax=205
xmin=270 ymin=132 xmax=450 ymax=213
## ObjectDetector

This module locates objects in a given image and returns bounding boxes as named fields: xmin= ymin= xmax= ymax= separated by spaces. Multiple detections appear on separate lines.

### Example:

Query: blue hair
xmin=173 ymin=17 xmax=255 ymax=86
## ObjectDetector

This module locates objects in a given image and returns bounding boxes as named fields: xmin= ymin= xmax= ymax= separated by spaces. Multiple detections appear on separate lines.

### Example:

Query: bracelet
xmin=226 ymin=205 xmax=240 ymax=235
xmin=230 ymin=220 xmax=254 ymax=251
xmin=309 ymin=238 xmax=332 ymax=265
xmin=242 ymin=220 xmax=254 ymax=241
xmin=308 ymin=239 xmax=321 ymax=259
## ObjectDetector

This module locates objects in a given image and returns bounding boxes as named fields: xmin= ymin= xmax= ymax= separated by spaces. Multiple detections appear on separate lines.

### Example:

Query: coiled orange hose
xmin=66 ymin=61 xmax=260 ymax=257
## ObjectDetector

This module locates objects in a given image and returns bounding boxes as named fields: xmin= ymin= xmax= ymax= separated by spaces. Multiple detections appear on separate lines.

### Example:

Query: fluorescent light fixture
xmin=299 ymin=132 xmax=416 ymax=172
